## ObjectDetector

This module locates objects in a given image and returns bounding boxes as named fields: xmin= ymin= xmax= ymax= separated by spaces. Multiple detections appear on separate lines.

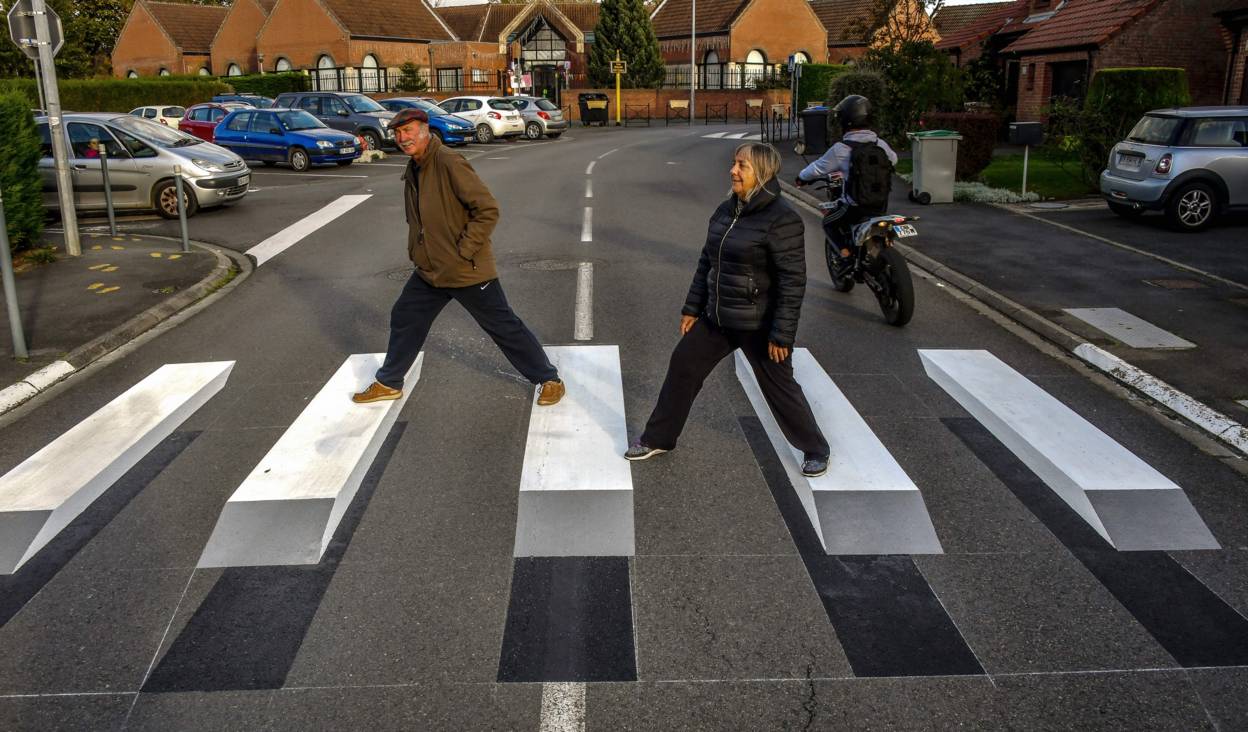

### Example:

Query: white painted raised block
xmin=735 ymin=350 xmax=943 ymax=555
xmin=513 ymin=345 xmax=634 ymax=557
xmin=1063 ymin=308 xmax=1195 ymax=350
xmin=0 ymin=362 xmax=234 ymax=574
xmin=197 ymin=353 xmax=420 ymax=567
xmin=920 ymin=349 xmax=1219 ymax=551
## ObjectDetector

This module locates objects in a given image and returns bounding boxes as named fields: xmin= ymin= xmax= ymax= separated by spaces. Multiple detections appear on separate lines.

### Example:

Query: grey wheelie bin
xmin=905 ymin=129 xmax=961 ymax=204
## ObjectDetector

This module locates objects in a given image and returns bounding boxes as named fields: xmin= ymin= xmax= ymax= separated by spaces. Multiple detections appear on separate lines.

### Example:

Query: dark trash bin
xmin=579 ymin=92 xmax=610 ymax=127
xmin=797 ymin=106 xmax=829 ymax=155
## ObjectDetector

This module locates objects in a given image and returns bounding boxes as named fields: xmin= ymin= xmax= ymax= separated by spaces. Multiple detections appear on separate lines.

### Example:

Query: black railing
xmin=662 ymin=64 xmax=790 ymax=90
xmin=307 ymin=67 xmax=507 ymax=94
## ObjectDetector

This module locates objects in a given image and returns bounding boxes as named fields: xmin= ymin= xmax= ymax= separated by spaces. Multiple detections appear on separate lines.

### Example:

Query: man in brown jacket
xmin=352 ymin=108 xmax=564 ymax=406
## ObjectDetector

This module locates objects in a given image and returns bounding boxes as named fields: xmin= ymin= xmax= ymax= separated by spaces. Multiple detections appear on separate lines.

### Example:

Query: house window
xmin=1026 ymin=63 xmax=1035 ymax=91
xmin=743 ymin=49 xmax=767 ymax=88
xmin=436 ymin=67 xmax=462 ymax=91
xmin=275 ymin=57 xmax=292 ymax=72
xmin=472 ymin=68 xmax=488 ymax=84
xmin=127 ymin=70 xmax=139 ymax=78
xmin=793 ymin=51 xmax=810 ymax=65
xmin=703 ymin=50 xmax=721 ymax=89
xmin=317 ymin=54 xmax=338 ymax=91
xmin=361 ymin=53 xmax=380 ymax=92
xmin=159 ymin=68 xmax=170 ymax=76
xmin=227 ymin=63 xmax=242 ymax=77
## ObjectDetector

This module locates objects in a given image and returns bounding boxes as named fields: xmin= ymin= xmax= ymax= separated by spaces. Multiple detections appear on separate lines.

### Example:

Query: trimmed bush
xmin=827 ymin=70 xmax=889 ymax=139
xmin=796 ymin=63 xmax=849 ymax=110
xmin=0 ymin=92 xmax=44 ymax=252
xmin=0 ymin=78 xmax=231 ymax=112
xmin=922 ymin=111 xmax=1000 ymax=180
xmin=225 ymin=72 xmax=309 ymax=98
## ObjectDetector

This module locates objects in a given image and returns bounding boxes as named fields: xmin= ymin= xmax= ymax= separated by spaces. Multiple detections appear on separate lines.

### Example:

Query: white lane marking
xmin=487 ymin=156 xmax=510 ymax=160
xmin=1062 ymin=308 xmax=1195 ymax=350
xmin=735 ymin=350 xmax=943 ymax=555
xmin=248 ymin=172 xmax=368 ymax=178
xmin=581 ymin=207 xmax=592 ymax=243
xmin=1238 ymin=399 xmax=1248 ymax=410
xmin=585 ymin=161 xmax=596 ymax=175
xmin=725 ymin=132 xmax=749 ymax=139
xmin=745 ymin=133 xmax=762 ymax=140
xmin=921 ymin=349 xmax=1220 ymax=550
xmin=1075 ymin=343 xmax=1248 ymax=457
xmin=585 ymin=178 xmax=593 ymax=199
xmin=539 ymin=682 xmax=586 ymax=732
xmin=514 ymin=346 xmax=633 ymax=556
xmin=197 ymin=354 xmax=421 ymax=567
xmin=703 ymin=132 xmax=729 ymax=139
xmin=246 ymin=194 xmax=371 ymax=267
xmin=0 ymin=362 xmax=234 ymax=574
xmin=597 ymin=148 xmax=618 ymax=159
xmin=574 ymin=262 xmax=593 ymax=341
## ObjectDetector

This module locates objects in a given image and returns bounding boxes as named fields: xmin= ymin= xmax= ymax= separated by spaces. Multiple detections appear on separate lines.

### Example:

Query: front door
xmin=531 ymin=66 xmax=560 ymax=105
xmin=248 ymin=111 xmax=285 ymax=161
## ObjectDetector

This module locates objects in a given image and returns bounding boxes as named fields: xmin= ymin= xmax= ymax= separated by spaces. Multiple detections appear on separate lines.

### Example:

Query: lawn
xmin=895 ymin=154 xmax=1096 ymax=200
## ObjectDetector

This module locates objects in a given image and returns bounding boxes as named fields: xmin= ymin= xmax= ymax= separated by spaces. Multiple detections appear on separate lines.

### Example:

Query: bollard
xmin=100 ymin=147 xmax=117 ymax=237
xmin=0 ymin=191 xmax=29 ymax=359
xmin=173 ymin=166 xmax=190 ymax=253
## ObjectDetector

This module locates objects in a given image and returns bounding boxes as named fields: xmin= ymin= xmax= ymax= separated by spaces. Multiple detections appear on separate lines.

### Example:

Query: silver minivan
xmin=1100 ymin=106 xmax=1248 ymax=232
xmin=35 ymin=112 xmax=251 ymax=219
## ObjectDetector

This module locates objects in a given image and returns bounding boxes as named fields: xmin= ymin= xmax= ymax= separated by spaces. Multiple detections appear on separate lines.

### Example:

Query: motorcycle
xmin=812 ymin=175 xmax=917 ymax=327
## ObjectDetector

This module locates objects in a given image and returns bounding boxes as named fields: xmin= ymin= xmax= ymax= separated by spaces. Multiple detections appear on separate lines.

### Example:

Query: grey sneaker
xmin=801 ymin=454 xmax=829 ymax=478
xmin=624 ymin=443 xmax=668 ymax=461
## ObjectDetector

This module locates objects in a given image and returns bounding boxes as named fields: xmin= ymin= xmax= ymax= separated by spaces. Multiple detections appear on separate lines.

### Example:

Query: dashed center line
xmin=585 ymin=179 xmax=592 ymax=199
xmin=585 ymin=161 xmax=596 ymax=175
xmin=581 ymin=207 xmax=592 ymax=243
xmin=247 ymin=194 xmax=372 ymax=267
xmin=574 ymin=262 xmax=593 ymax=341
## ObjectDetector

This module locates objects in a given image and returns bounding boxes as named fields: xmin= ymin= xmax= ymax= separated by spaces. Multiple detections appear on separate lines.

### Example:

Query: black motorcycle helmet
xmin=834 ymin=95 xmax=871 ymax=130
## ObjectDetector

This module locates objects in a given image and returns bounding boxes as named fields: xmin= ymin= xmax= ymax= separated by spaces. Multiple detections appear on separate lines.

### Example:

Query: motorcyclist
xmin=794 ymin=95 xmax=898 ymax=265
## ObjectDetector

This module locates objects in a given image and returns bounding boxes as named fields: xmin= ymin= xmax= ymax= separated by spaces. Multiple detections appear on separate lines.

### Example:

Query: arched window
xmin=275 ymin=57 xmax=292 ymax=72
xmin=743 ymin=50 xmax=766 ymax=87
xmin=127 ymin=70 xmax=139 ymax=78
xmin=227 ymin=63 xmax=242 ymax=77
xmin=198 ymin=67 xmax=211 ymax=76
xmin=702 ymin=50 xmax=721 ymax=89
xmin=361 ymin=53 xmax=379 ymax=93
xmin=159 ymin=68 xmax=170 ymax=76
xmin=317 ymin=54 xmax=337 ymax=90
xmin=793 ymin=51 xmax=810 ymax=65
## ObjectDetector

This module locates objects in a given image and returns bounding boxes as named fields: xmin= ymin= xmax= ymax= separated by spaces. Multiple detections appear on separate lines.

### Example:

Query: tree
xmin=859 ymin=40 xmax=963 ymax=141
xmin=588 ymin=0 xmax=664 ymax=88
xmin=847 ymin=0 xmax=942 ymax=54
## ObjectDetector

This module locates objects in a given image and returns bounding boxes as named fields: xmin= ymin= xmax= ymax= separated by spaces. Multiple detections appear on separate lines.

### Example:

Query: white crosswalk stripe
xmin=701 ymin=132 xmax=762 ymax=141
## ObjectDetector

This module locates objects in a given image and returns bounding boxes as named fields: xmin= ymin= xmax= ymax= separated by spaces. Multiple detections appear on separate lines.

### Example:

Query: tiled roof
xmin=437 ymin=4 xmax=490 ymax=41
xmin=257 ymin=0 xmax=279 ymax=14
xmin=321 ymin=0 xmax=455 ymax=41
xmin=933 ymin=1 xmax=1010 ymax=36
xmin=808 ymin=0 xmax=877 ymax=45
xmin=146 ymin=1 xmax=229 ymax=53
xmin=554 ymin=3 xmax=601 ymax=32
xmin=935 ymin=0 xmax=1028 ymax=50
xmin=650 ymin=0 xmax=749 ymax=37
xmin=1002 ymin=0 xmax=1157 ymax=53
xmin=435 ymin=2 xmax=599 ymax=42
xmin=482 ymin=4 xmax=526 ymax=39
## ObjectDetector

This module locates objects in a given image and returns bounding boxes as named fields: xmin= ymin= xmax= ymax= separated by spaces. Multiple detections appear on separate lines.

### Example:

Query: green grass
xmin=895 ymin=154 xmax=1096 ymax=200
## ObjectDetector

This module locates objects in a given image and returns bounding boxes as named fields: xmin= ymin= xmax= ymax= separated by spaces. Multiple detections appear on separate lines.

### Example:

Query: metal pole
xmin=689 ymin=0 xmax=695 ymax=125
xmin=0 ymin=191 xmax=29 ymax=359
xmin=1022 ymin=144 xmax=1030 ymax=197
xmin=31 ymin=0 xmax=80 ymax=257
xmin=100 ymin=146 xmax=117 ymax=237
xmin=174 ymin=166 xmax=189 ymax=253
xmin=32 ymin=58 xmax=45 ymax=112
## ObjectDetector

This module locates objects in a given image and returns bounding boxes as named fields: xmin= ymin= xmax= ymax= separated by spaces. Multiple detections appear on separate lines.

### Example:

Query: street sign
xmin=7 ymin=0 xmax=63 ymax=61
xmin=610 ymin=61 xmax=627 ymax=75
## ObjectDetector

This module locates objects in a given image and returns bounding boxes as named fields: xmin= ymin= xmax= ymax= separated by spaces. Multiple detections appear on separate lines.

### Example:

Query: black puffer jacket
xmin=682 ymin=178 xmax=807 ymax=346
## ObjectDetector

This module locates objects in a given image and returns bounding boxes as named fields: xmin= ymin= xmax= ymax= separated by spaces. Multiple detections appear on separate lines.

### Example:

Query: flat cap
xmin=387 ymin=107 xmax=428 ymax=132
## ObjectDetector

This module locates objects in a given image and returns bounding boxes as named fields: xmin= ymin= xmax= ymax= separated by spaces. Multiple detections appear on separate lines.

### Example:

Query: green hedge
xmin=922 ymin=111 xmax=1000 ymax=180
xmin=796 ymin=63 xmax=849 ymax=111
xmin=1084 ymin=67 xmax=1190 ymax=135
xmin=0 ymin=78 xmax=231 ymax=112
xmin=827 ymin=70 xmax=889 ymax=139
xmin=224 ymin=72 xmax=309 ymax=97
xmin=0 ymin=92 xmax=44 ymax=252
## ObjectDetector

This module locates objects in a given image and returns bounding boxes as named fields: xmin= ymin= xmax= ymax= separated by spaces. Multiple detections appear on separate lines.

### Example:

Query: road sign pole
xmin=690 ymin=0 xmax=696 ymax=126
xmin=614 ymin=50 xmax=621 ymax=127
xmin=30 ymin=0 xmax=79 ymax=257
xmin=0 ymin=191 xmax=29 ymax=359
xmin=32 ymin=58 xmax=44 ymax=111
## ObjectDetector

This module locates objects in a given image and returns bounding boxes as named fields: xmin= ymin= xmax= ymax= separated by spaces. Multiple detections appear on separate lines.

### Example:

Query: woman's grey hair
xmin=732 ymin=142 xmax=781 ymax=201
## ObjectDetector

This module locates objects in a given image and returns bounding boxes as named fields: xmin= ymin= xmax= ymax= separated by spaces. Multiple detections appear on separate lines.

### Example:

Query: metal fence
xmin=307 ymin=67 xmax=507 ymax=94
xmin=662 ymin=64 xmax=790 ymax=90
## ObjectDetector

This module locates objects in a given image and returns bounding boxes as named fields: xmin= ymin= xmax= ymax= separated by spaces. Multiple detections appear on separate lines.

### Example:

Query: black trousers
xmin=640 ymin=318 xmax=829 ymax=457
xmin=374 ymin=273 xmax=558 ymax=389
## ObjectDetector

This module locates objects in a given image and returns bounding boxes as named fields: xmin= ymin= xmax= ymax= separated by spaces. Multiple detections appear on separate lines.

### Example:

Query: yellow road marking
xmin=103 ymin=266 xmax=119 ymax=272
xmin=168 ymin=254 xmax=182 ymax=260
xmin=150 ymin=252 xmax=163 ymax=258
xmin=97 ymin=286 xmax=120 ymax=294
xmin=87 ymin=282 xmax=103 ymax=290
xmin=91 ymin=245 xmax=103 ymax=250
xmin=112 ymin=236 xmax=125 ymax=241
xmin=110 ymin=245 xmax=125 ymax=250
xmin=88 ymin=263 xmax=109 ymax=270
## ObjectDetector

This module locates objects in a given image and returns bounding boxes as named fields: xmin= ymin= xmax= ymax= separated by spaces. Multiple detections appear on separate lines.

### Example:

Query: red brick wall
xmin=1229 ymin=30 xmax=1248 ymax=103
xmin=256 ymin=0 xmax=349 ymax=70
xmin=1013 ymin=50 xmax=1087 ymax=121
xmin=561 ymin=87 xmax=790 ymax=120
xmin=112 ymin=3 xmax=181 ymax=77
xmin=212 ymin=0 xmax=267 ymax=75
xmin=732 ymin=0 xmax=828 ymax=64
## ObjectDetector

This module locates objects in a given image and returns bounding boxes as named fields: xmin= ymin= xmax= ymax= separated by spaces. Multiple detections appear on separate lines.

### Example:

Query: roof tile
xmin=1002 ymin=0 xmax=1155 ymax=53
xmin=807 ymin=0 xmax=877 ymax=45
xmin=650 ymin=0 xmax=750 ymax=37
xmin=146 ymin=1 xmax=229 ymax=53
xmin=320 ymin=0 xmax=455 ymax=41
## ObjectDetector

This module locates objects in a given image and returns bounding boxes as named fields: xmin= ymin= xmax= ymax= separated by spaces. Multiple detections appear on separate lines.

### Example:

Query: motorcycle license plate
xmin=342 ymin=146 xmax=356 ymax=154
xmin=892 ymin=224 xmax=917 ymax=238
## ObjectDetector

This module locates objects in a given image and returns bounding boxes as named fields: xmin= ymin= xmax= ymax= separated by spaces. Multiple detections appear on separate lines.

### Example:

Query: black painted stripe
xmin=497 ymin=556 xmax=637 ymax=683
xmin=944 ymin=417 xmax=1248 ymax=667
xmin=740 ymin=416 xmax=984 ymax=678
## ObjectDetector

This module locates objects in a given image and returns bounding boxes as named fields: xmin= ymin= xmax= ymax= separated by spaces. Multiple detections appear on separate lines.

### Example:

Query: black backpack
xmin=846 ymin=140 xmax=893 ymax=214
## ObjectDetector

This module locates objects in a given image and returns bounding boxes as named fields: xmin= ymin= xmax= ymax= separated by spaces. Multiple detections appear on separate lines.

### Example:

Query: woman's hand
xmin=680 ymin=315 xmax=698 ymax=336
xmin=768 ymin=342 xmax=790 ymax=363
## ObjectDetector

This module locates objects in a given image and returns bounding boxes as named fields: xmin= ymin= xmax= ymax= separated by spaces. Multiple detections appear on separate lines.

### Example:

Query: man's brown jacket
xmin=402 ymin=135 xmax=499 ymax=287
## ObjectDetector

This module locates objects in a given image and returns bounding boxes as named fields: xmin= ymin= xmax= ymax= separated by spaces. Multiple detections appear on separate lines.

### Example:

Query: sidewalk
xmin=0 ymin=229 xmax=239 ymax=410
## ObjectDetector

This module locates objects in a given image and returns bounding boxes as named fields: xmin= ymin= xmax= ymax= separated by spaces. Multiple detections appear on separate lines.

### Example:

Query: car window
xmin=464 ymin=100 xmax=482 ymax=111
xmin=273 ymin=95 xmax=295 ymax=108
xmin=1126 ymin=115 xmax=1181 ymax=145
xmin=414 ymin=100 xmax=446 ymax=117
xmin=163 ymin=107 xmax=185 ymax=119
xmin=68 ymin=122 xmax=126 ymax=159
xmin=324 ymin=97 xmax=348 ymax=116
xmin=298 ymin=97 xmax=321 ymax=115
xmin=488 ymin=99 xmax=516 ymax=111
xmin=438 ymin=100 xmax=457 ymax=112
xmin=36 ymin=123 xmax=52 ymax=158
xmin=535 ymin=99 xmax=559 ymax=112
xmin=250 ymin=112 xmax=279 ymax=133
xmin=111 ymin=128 xmax=158 ymax=158
xmin=187 ymin=108 xmax=204 ymax=122
xmin=1185 ymin=118 xmax=1248 ymax=148
xmin=226 ymin=111 xmax=253 ymax=132
xmin=507 ymin=99 xmax=528 ymax=110
xmin=343 ymin=95 xmax=384 ymax=113
xmin=143 ymin=108 xmax=157 ymax=119
xmin=276 ymin=110 xmax=324 ymax=130
xmin=210 ymin=108 xmax=227 ymax=122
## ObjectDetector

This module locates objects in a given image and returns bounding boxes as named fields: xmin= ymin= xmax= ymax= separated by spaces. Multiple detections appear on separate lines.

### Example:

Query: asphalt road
xmin=1 ymin=124 xmax=1246 ymax=730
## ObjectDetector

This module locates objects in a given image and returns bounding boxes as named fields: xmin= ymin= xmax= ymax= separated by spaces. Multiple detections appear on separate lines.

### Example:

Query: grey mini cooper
xmin=1100 ymin=106 xmax=1248 ymax=232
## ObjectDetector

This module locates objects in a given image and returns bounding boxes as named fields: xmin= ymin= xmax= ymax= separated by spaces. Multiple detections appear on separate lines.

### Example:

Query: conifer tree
xmin=588 ymin=0 xmax=664 ymax=88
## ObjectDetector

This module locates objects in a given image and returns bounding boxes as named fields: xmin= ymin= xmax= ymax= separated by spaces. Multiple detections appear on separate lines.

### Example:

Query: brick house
xmin=649 ymin=0 xmax=828 ymax=88
xmin=808 ymin=0 xmax=939 ymax=64
xmin=1218 ymin=6 xmax=1248 ymax=103
xmin=932 ymin=1 xmax=1012 ymax=39
xmin=211 ymin=0 xmax=278 ymax=77
xmin=112 ymin=1 xmax=229 ymax=77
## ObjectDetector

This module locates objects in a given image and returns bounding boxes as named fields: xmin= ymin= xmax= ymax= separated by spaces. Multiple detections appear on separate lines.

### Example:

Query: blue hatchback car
xmin=214 ymin=108 xmax=360 ymax=172
xmin=377 ymin=97 xmax=475 ymax=146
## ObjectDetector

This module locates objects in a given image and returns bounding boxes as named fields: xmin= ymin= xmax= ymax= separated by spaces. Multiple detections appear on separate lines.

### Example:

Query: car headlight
xmin=316 ymin=140 xmax=336 ymax=149
xmin=191 ymin=158 xmax=224 ymax=173
xmin=385 ymin=127 xmax=394 ymax=138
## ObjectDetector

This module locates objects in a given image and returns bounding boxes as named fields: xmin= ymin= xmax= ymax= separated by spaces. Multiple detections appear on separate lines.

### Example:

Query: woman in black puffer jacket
xmin=626 ymin=143 xmax=830 ymax=477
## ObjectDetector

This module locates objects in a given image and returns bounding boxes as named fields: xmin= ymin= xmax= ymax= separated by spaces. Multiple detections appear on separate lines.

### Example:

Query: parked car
xmin=129 ymin=105 xmax=185 ymax=127
xmin=376 ymin=97 xmax=474 ymax=146
xmin=500 ymin=96 xmax=568 ymax=140
xmin=438 ymin=96 xmax=524 ymax=143
xmin=271 ymin=91 xmax=395 ymax=151
xmin=1101 ymin=106 xmax=1248 ymax=232
xmin=213 ymin=108 xmax=361 ymax=172
xmin=35 ymin=112 xmax=249 ymax=219
xmin=179 ymin=102 xmax=249 ymax=142
xmin=211 ymin=94 xmax=274 ymax=108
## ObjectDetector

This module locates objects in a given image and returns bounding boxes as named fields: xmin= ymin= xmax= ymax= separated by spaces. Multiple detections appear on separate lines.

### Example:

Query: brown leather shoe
xmin=536 ymin=379 xmax=565 ymax=406
xmin=352 ymin=381 xmax=402 ymax=404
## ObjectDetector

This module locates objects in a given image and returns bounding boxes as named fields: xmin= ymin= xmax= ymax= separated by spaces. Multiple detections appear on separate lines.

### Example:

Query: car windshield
xmin=276 ymin=110 xmax=325 ymax=130
xmin=413 ymin=100 xmax=447 ymax=117
xmin=343 ymin=95 xmax=385 ymax=113
xmin=1127 ymin=115 xmax=1182 ymax=145
xmin=488 ymin=99 xmax=517 ymax=111
xmin=110 ymin=115 xmax=203 ymax=147
xmin=535 ymin=99 xmax=559 ymax=112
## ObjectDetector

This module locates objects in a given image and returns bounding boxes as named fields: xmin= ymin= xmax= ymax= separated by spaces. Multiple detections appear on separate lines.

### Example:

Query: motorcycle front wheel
xmin=825 ymin=239 xmax=855 ymax=292
xmin=874 ymin=247 xmax=914 ymax=326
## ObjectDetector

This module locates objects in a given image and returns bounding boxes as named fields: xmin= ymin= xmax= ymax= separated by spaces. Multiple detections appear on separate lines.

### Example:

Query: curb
xmin=779 ymin=180 xmax=1248 ymax=459
xmin=0 ymin=239 xmax=252 ymax=417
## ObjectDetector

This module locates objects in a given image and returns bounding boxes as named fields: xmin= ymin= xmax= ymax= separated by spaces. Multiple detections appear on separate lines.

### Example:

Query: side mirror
xmin=337 ymin=109 xmax=350 ymax=117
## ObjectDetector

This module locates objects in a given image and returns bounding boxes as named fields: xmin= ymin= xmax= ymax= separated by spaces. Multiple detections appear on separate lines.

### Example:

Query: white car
xmin=438 ymin=96 xmax=524 ymax=143
xmin=129 ymin=105 xmax=186 ymax=127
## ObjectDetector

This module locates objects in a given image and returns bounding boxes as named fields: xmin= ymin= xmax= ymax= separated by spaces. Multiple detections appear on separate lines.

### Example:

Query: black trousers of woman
xmin=640 ymin=318 xmax=829 ymax=457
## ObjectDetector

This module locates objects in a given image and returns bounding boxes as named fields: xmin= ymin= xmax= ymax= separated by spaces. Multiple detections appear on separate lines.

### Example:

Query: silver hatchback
xmin=35 ymin=112 xmax=250 ymax=219
xmin=501 ymin=96 xmax=569 ymax=140
xmin=1100 ymin=106 xmax=1248 ymax=232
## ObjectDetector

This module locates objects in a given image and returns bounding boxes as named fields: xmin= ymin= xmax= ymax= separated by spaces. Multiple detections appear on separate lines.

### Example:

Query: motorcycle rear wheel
xmin=826 ymin=240 xmax=855 ymax=292
xmin=875 ymin=247 xmax=914 ymax=326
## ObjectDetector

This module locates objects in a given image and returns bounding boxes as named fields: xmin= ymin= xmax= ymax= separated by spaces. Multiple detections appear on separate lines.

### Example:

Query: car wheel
xmin=1165 ymin=181 xmax=1217 ymax=232
xmin=1107 ymin=201 xmax=1144 ymax=219
xmin=432 ymin=129 xmax=444 ymax=143
xmin=154 ymin=179 xmax=199 ymax=220
xmin=362 ymin=130 xmax=382 ymax=151
xmin=546 ymin=133 xmax=562 ymax=139
xmin=525 ymin=122 xmax=542 ymax=140
xmin=476 ymin=124 xmax=494 ymax=144
xmin=288 ymin=147 xmax=310 ymax=172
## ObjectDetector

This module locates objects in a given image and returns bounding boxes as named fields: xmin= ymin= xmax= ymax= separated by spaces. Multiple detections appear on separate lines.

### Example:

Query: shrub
xmin=796 ymin=63 xmax=849 ymax=110
xmin=225 ymin=72 xmax=309 ymax=97
xmin=922 ymin=111 xmax=1000 ymax=180
xmin=827 ymin=69 xmax=889 ymax=139
xmin=395 ymin=63 xmax=428 ymax=93
xmin=862 ymin=41 xmax=965 ymax=144
xmin=0 ymin=92 xmax=44 ymax=252
xmin=0 ymin=78 xmax=231 ymax=112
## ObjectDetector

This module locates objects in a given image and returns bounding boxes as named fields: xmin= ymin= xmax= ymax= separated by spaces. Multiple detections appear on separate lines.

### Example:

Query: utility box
xmin=1008 ymin=121 xmax=1044 ymax=146
xmin=906 ymin=130 xmax=962 ymax=205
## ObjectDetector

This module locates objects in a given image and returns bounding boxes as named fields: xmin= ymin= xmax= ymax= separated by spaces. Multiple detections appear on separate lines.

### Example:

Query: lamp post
xmin=689 ymin=0 xmax=695 ymax=124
